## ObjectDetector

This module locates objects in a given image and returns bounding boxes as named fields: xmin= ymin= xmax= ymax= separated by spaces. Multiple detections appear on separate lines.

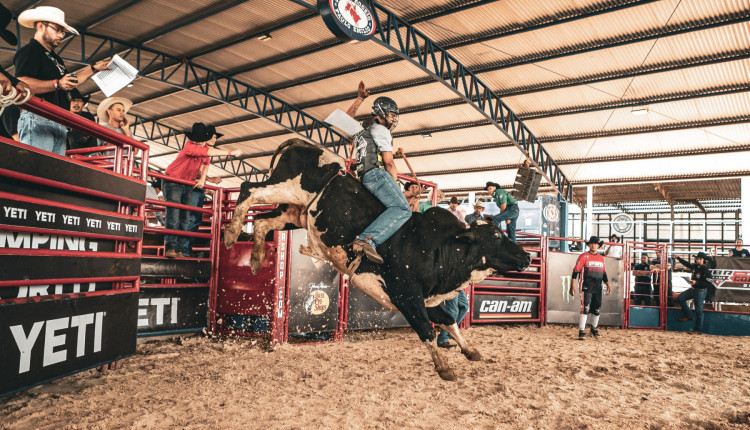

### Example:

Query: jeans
xmin=677 ymin=288 xmax=707 ymax=332
xmin=184 ymin=188 xmax=206 ymax=257
xmin=437 ymin=291 xmax=470 ymax=343
xmin=492 ymin=203 xmax=519 ymax=243
xmin=163 ymin=181 xmax=194 ymax=253
xmin=358 ymin=168 xmax=411 ymax=247
xmin=634 ymin=283 xmax=652 ymax=306
xmin=18 ymin=110 xmax=67 ymax=156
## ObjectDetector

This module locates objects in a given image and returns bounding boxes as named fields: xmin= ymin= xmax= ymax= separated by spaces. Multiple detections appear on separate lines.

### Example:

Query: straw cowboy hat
xmin=474 ymin=201 xmax=485 ymax=208
xmin=17 ymin=6 xmax=79 ymax=35
xmin=97 ymin=97 xmax=132 ymax=124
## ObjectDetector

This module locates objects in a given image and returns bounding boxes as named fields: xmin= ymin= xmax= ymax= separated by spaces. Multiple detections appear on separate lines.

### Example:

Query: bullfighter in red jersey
xmin=569 ymin=236 xmax=612 ymax=340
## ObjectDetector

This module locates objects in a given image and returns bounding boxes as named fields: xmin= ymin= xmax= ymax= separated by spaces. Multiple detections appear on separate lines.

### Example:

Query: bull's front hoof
xmin=437 ymin=368 xmax=457 ymax=381
xmin=462 ymin=348 xmax=483 ymax=361
xmin=224 ymin=231 xmax=237 ymax=249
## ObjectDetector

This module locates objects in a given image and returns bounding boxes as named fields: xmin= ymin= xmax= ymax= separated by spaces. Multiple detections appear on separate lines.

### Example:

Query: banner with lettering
xmin=0 ymin=292 xmax=138 ymax=397
xmin=137 ymin=288 xmax=209 ymax=334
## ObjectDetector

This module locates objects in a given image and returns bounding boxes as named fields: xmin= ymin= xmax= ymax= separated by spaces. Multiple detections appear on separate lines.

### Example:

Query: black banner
xmin=710 ymin=257 xmax=750 ymax=303
xmin=0 ymin=255 xmax=140 ymax=282
xmin=137 ymin=288 xmax=208 ymax=334
xmin=0 ymin=141 xmax=146 ymax=203
xmin=472 ymin=294 xmax=539 ymax=321
xmin=287 ymin=231 xmax=340 ymax=334
xmin=0 ymin=197 xmax=142 ymax=239
xmin=0 ymin=292 xmax=138 ymax=397
xmin=0 ymin=282 xmax=114 ymax=300
xmin=0 ymin=231 xmax=115 ymax=253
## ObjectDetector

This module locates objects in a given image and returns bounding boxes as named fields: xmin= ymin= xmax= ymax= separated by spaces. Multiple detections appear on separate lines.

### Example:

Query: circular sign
xmin=318 ymin=0 xmax=376 ymax=41
xmin=612 ymin=213 xmax=633 ymax=234
xmin=304 ymin=290 xmax=330 ymax=315
xmin=542 ymin=204 xmax=559 ymax=222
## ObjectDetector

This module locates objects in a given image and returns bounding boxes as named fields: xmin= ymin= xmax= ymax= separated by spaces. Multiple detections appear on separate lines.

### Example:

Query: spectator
xmin=66 ymin=89 xmax=97 ymax=151
xmin=486 ymin=181 xmax=519 ymax=243
xmin=403 ymin=181 xmax=422 ymax=212
xmin=96 ymin=96 xmax=132 ymax=140
xmin=464 ymin=201 xmax=485 ymax=225
xmin=447 ymin=196 xmax=467 ymax=227
xmin=631 ymin=254 xmax=654 ymax=306
xmin=729 ymin=239 xmax=749 ymax=258
xmin=650 ymin=255 xmax=674 ymax=307
xmin=675 ymin=252 xmax=712 ymax=334
xmin=437 ymin=192 xmax=471 ymax=348
xmin=569 ymin=236 xmax=612 ymax=339
xmin=15 ymin=6 xmax=110 ymax=155
xmin=163 ymin=122 xmax=240 ymax=258
xmin=604 ymin=234 xmax=623 ymax=258
xmin=0 ymin=5 xmax=29 ymax=142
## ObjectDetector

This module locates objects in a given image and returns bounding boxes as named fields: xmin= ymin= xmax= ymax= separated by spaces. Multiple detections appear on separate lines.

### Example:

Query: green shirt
xmin=492 ymin=188 xmax=517 ymax=208
xmin=418 ymin=201 xmax=432 ymax=213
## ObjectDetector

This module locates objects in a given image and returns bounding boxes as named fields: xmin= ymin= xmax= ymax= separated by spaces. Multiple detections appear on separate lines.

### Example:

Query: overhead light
xmin=631 ymin=106 xmax=648 ymax=116
xmin=258 ymin=33 xmax=272 ymax=41
xmin=422 ymin=133 xmax=432 ymax=139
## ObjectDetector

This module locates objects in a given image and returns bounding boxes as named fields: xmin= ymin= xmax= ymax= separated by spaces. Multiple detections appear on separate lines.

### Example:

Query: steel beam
xmin=367 ymin=1 xmax=572 ymax=201
xmin=0 ymin=31 xmax=351 ymax=158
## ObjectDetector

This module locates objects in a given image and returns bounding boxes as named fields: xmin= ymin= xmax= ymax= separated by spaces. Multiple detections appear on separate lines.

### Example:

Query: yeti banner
xmin=0 ymin=292 xmax=138 ymax=397
xmin=137 ymin=288 xmax=209 ymax=335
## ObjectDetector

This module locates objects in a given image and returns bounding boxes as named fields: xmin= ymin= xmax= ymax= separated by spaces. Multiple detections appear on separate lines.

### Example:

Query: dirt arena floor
xmin=2 ymin=324 xmax=749 ymax=429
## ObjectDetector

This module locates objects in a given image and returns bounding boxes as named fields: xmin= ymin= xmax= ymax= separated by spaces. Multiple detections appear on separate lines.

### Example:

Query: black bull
xmin=224 ymin=139 xmax=530 ymax=380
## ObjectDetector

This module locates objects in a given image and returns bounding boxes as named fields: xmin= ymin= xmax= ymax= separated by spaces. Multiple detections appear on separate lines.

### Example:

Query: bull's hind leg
xmin=248 ymin=204 xmax=304 ymax=274
xmin=426 ymin=306 xmax=483 ymax=362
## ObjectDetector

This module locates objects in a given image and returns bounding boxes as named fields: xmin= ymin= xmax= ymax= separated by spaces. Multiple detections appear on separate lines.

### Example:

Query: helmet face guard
xmin=372 ymin=96 xmax=399 ymax=130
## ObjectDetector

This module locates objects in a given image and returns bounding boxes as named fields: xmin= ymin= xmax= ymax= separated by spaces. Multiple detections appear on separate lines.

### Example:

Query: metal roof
xmin=1 ymin=0 xmax=748 ymax=204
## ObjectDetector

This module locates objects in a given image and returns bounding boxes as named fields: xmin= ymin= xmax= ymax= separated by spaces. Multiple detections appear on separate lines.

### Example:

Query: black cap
xmin=68 ymin=88 xmax=90 ymax=103
xmin=695 ymin=252 xmax=708 ymax=260
xmin=186 ymin=122 xmax=224 ymax=142
xmin=0 ymin=5 xmax=17 ymax=46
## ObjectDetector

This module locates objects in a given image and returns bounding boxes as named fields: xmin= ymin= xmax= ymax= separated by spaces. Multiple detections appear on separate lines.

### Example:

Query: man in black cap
xmin=163 ymin=122 xmax=241 ymax=258
xmin=66 ymin=89 xmax=97 ymax=151
xmin=569 ymin=236 xmax=611 ymax=339
xmin=675 ymin=252 xmax=712 ymax=334
xmin=486 ymin=181 xmax=519 ymax=243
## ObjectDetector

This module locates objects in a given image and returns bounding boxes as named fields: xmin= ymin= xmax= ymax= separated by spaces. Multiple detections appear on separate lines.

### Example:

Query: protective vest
xmin=354 ymin=125 xmax=384 ymax=176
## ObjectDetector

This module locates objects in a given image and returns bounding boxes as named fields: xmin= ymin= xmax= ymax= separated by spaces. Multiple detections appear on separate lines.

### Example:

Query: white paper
xmin=91 ymin=54 xmax=138 ymax=97
xmin=324 ymin=108 xmax=364 ymax=137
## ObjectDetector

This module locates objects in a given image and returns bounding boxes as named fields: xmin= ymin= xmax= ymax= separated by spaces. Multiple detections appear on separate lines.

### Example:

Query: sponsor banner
xmin=710 ymin=257 xmax=750 ymax=303
xmin=0 ymin=198 xmax=141 ymax=240
xmin=137 ymin=288 xmax=208 ymax=334
xmin=287 ymin=231 xmax=340 ymax=334
xmin=0 ymin=141 xmax=146 ymax=204
xmin=0 ymin=292 xmax=138 ymax=397
xmin=0 ymin=255 xmax=140 ymax=282
xmin=318 ymin=0 xmax=376 ymax=41
xmin=546 ymin=251 xmax=624 ymax=325
xmin=473 ymin=295 xmax=538 ymax=320
xmin=0 ymin=282 xmax=113 ymax=300
xmin=0 ymin=231 xmax=114 ymax=253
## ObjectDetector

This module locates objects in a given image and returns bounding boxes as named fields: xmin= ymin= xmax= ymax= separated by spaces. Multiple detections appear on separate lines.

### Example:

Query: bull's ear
xmin=455 ymin=230 xmax=477 ymax=242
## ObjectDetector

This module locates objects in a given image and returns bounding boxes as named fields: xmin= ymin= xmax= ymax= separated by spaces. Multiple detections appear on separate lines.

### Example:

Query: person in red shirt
xmin=569 ymin=236 xmax=612 ymax=339
xmin=162 ymin=122 xmax=241 ymax=258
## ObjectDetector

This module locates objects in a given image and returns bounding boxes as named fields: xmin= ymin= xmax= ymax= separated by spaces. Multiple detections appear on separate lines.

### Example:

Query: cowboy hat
xmin=69 ymin=88 xmax=90 ymax=104
xmin=586 ymin=235 xmax=602 ymax=245
xmin=186 ymin=122 xmax=223 ymax=142
xmin=474 ymin=201 xmax=485 ymax=208
xmin=0 ymin=4 xmax=17 ymax=45
xmin=97 ymin=97 xmax=132 ymax=124
xmin=695 ymin=252 xmax=709 ymax=260
xmin=485 ymin=181 xmax=501 ymax=189
xmin=18 ymin=6 xmax=79 ymax=36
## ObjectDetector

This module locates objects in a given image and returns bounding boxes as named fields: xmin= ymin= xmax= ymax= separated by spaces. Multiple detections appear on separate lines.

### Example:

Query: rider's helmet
xmin=371 ymin=96 xmax=399 ymax=130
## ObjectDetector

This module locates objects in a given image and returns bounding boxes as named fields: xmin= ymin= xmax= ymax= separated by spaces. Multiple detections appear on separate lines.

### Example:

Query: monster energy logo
xmin=561 ymin=275 xmax=573 ymax=303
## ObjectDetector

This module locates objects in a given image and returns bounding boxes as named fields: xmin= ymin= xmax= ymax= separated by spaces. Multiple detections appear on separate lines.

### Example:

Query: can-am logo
xmin=319 ymin=0 xmax=376 ymax=41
